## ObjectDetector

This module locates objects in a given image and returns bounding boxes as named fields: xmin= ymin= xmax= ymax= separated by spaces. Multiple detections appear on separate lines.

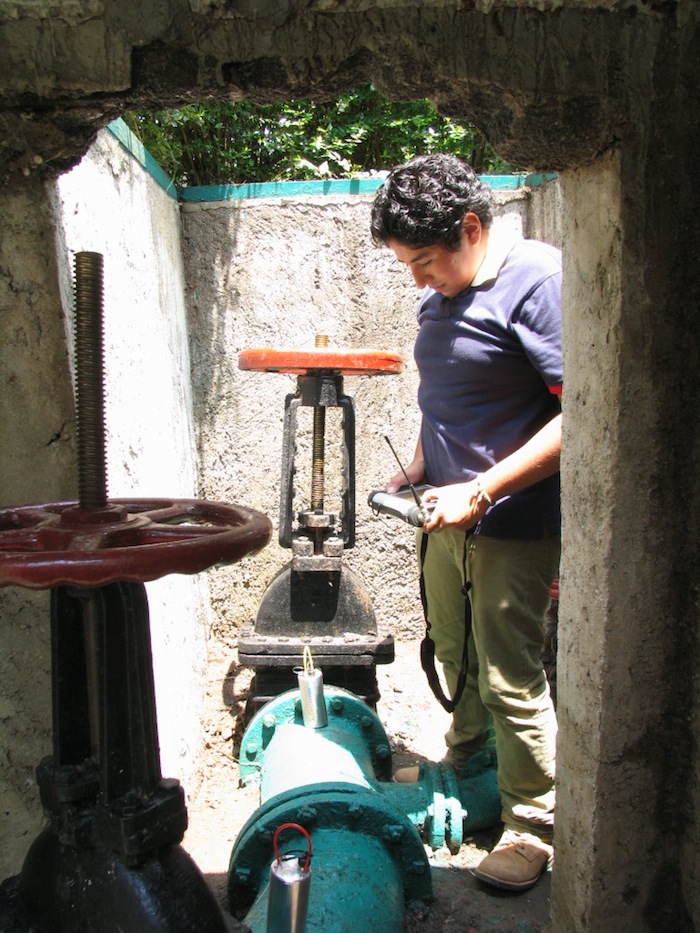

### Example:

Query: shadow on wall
xmin=184 ymin=203 xmax=246 ymax=445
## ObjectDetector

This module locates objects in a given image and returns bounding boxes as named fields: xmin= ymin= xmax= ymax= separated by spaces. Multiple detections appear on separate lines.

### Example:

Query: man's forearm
xmin=479 ymin=413 xmax=562 ymax=503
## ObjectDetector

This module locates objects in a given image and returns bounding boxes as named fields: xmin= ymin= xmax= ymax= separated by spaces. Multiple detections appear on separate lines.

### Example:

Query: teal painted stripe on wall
xmin=106 ymin=118 xmax=557 ymax=201
xmin=525 ymin=173 xmax=559 ymax=188
xmin=180 ymin=178 xmax=386 ymax=201
xmin=107 ymin=119 xmax=178 ymax=200
xmin=180 ymin=173 xmax=532 ymax=202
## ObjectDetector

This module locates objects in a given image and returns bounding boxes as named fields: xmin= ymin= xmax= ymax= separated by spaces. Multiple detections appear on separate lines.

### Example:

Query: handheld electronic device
xmin=367 ymin=484 xmax=434 ymax=527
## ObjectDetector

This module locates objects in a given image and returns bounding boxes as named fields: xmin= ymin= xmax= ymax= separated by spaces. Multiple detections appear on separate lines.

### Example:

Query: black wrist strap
xmin=418 ymin=531 xmax=471 ymax=713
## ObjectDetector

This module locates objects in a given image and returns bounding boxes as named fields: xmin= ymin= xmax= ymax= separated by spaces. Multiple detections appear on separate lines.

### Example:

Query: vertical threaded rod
xmin=310 ymin=335 xmax=328 ymax=511
xmin=311 ymin=406 xmax=326 ymax=511
xmin=74 ymin=251 xmax=108 ymax=510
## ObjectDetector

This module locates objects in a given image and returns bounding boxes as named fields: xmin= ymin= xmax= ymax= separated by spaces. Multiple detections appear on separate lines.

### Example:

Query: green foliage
xmin=123 ymin=85 xmax=516 ymax=188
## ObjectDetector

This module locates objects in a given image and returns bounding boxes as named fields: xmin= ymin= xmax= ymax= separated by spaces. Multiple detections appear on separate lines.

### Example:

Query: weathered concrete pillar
xmin=555 ymin=21 xmax=700 ymax=919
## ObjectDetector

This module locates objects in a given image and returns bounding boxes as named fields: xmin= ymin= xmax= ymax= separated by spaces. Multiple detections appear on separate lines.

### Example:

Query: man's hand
xmin=385 ymin=457 xmax=426 ymax=494
xmin=422 ymin=480 xmax=486 ymax=532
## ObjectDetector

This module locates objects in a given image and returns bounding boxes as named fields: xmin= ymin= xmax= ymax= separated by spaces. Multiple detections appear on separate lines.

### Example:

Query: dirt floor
xmin=183 ymin=638 xmax=553 ymax=933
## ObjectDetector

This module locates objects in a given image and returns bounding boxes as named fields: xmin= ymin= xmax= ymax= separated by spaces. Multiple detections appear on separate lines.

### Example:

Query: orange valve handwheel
xmin=0 ymin=498 xmax=272 ymax=590
xmin=238 ymin=347 xmax=403 ymax=377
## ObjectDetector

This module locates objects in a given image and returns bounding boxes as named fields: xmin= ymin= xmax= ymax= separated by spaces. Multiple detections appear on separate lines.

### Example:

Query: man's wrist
xmin=475 ymin=474 xmax=495 ymax=510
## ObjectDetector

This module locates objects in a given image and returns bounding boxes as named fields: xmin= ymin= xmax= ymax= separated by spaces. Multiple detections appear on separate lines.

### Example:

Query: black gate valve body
xmin=236 ymin=339 xmax=402 ymax=718
xmin=0 ymin=252 xmax=271 ymax=933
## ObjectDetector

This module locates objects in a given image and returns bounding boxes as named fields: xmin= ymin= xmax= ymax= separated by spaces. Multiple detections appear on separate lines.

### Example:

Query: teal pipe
xmin=230 ymin=783 xmax=427 ymax=933
xmin=238 ymin=687 xmax=499 ymax=850
xmin=228 ymin=687 xmax=500 ymax=932
xmin=238 ymin=688 xmax=392 ymax=787
xmin=242 ymin=825 xmax=405 ymax=932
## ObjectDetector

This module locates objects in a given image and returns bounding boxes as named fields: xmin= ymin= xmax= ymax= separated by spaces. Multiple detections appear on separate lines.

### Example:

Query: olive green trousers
xmin=418 ymin=527 xmax=560 ymax=837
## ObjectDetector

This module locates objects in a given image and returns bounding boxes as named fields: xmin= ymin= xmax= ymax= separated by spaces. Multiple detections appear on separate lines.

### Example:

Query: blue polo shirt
xmin=415 ymin=232 xmax=562 ymax=539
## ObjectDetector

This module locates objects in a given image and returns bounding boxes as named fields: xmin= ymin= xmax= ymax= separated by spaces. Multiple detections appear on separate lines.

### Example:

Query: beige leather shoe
xmin=472 ymin=829 xmax=553 ymax=891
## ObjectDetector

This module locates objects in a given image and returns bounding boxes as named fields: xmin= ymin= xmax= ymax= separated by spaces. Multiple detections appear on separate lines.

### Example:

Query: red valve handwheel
xmin=238 ymin=347 xmax=403 ymax=376
xmin=0 ymin=499 xmax=272 ymax=590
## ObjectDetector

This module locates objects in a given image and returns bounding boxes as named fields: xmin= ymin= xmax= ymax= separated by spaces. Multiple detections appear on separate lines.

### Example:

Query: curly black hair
xmin=370 ymin=153 xmax=493 ymax=252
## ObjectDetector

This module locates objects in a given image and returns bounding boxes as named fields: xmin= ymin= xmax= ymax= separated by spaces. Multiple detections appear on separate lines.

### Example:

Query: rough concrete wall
xmin=0 ymin=179 xmax=76 ymax=879
xmin=0 ymin=1 xmax=666 ymax=183
xmin=645 ymin=17 xmax=700 ymax=923
xmin=555 ymin=69 xmax=700 ymax=926
xmin=526 ymin=178 xmax=563 ymax=249
xmin=181 ymin=187 xmax=532 ymax=646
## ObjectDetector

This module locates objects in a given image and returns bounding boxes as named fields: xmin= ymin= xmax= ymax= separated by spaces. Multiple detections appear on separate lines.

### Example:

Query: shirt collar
xmin=470 ymin=226 xmax=520 ymax=288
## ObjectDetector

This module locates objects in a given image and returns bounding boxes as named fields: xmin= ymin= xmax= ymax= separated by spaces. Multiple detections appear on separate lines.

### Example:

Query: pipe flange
xmin=228 ymin=784 xmax=431 ymax=916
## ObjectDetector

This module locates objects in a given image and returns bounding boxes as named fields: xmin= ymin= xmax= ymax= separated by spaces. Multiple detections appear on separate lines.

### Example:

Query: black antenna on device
xmin=383 ymin=436 xmax=423 ymax=510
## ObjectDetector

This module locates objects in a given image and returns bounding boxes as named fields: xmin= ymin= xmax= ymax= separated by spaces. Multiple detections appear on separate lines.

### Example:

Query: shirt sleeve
xmin=511 ymin=267 xmax=563 ymax=389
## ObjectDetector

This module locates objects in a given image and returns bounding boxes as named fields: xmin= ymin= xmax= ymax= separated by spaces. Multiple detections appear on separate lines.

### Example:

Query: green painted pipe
xmin=228 ymin=687 xmax=500 ymax=931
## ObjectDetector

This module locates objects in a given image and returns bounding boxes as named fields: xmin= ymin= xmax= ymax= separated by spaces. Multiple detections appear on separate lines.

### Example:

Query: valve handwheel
xmin=238 ymin=347 xmax=403 ymax=376
xmin=0 ymin=498 xmax=272 ymax=590
xmin=0 ymin=252 xmax=272 ymax=592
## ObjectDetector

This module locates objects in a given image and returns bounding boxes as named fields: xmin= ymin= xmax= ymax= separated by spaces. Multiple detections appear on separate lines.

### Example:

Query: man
xmin=371 ymin=154 xmax=561 ymax=891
